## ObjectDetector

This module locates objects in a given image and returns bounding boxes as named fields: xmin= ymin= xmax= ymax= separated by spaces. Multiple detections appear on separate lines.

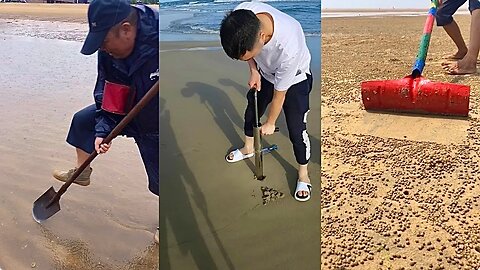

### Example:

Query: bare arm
xmin=247 ymin=59 xmax=261 ymax=90
xmin=248 ymin=59 xmax=257 ymax=72
xmin=262 ymin=89 xmax=287 ymax=135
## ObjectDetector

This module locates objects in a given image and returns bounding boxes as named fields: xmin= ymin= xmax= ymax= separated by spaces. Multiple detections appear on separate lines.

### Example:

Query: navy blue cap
xmin=81 ymin=0 xmax=132 ymax=55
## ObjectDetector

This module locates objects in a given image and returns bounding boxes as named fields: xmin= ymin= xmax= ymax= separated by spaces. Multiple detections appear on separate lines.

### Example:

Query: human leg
xmin=444 ymin=5 xmax=480 ymax=75
xmin=444 ymin=6 xmax=480 ymax=74
xmin=436 ymin=0 xmax=468 ymax=59
xmin=226 ymin=76 xmax=274 ymax=161
xmin=53 ymin=104 xmax=97 ymax=186
xmin=283 ymin=74 xmax=313 ymax=200
xmin=442 ymin=20 xmax=468 ymax=59
xmin=135 ymin=134 xmax=159 ymax=196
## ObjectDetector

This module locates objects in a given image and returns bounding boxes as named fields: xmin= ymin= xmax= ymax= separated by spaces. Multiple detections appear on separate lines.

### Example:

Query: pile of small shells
xmin=261 ymin=186 xmax=285 ymax=205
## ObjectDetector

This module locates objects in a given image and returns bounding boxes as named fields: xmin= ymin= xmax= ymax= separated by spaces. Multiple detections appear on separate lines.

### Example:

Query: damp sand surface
xmin=159 ymin=39 xmax=320 ymax=269
xmin=0 ymin=6 xmax=158 ymax=270
xmin=322 ymin=15 xmax=480 ymax=269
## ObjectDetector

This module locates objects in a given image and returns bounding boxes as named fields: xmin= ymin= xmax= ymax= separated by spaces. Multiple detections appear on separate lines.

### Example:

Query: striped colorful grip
xmin=412 ymin=0 xmax=440 ymax=77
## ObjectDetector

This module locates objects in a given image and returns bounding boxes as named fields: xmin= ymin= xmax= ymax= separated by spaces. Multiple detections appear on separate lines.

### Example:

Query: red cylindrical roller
xmin=361 ymin=76 xmax=470 ymax=116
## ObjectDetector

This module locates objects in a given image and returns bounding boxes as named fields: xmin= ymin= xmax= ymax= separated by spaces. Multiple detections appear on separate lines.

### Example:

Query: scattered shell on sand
xmin=261 ymin=186 xmax=285 ymax=205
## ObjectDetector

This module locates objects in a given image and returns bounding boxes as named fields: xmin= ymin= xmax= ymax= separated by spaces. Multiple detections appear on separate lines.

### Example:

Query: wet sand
xmin=160 ymin=40 xmax=320 ymax=269
xmin=0 ymin=5 xmax=158 ymax=270
xmin=322 ymin=15 xmax=480 ymax=269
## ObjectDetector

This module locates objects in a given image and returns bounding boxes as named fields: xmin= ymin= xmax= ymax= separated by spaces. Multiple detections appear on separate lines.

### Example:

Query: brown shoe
xmin=52 ymin=167 xmax=92 ymax=186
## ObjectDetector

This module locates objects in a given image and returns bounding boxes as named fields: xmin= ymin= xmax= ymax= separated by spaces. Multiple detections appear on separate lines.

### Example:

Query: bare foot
xmin=442 ymin=50 xmax=468 ymax=60
xmin=226 ymin=147 xmax=253 ymax=161
xmin=442 ymin=60 xmax=477 ymax=75
xmin=297 ymin=174 xmax=311 ymax=197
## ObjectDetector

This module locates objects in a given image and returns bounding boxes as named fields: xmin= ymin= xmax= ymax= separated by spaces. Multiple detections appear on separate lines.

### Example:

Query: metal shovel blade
xmin=31 ymin=81 xmax=159 ymax=224
xmin=32 ymin=186 xmax=60 ymax=223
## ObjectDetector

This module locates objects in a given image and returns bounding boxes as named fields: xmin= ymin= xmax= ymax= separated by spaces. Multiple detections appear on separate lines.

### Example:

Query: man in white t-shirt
xmin=220 ymin=1 xmax=313 ymax=202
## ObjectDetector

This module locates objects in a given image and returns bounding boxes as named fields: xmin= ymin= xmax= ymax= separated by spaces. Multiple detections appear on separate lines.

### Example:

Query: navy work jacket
xmin=93 ymin=5 xmax=159 ymax=138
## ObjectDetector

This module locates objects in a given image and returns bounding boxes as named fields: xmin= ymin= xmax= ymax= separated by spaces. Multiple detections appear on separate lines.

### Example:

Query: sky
xmin=321 ymin=0 xmax=467 ymax=10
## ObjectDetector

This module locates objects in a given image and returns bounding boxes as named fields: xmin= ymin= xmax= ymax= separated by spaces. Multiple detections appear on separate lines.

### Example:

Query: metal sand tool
xmin=32 ymin=81 xmax=159 ymax=223
xmin=361 ymin=0 xmax=470 ymax=116
xmin=252 ymin=89 xmax=278 ymax=180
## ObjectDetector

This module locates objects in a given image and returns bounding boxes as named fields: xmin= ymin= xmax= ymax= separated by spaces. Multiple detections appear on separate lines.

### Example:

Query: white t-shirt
xmin=234 ymin=1 xmax=311 ymax=91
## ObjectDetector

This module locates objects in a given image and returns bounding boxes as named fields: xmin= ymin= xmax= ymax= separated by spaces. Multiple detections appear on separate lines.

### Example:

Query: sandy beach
xmin=0 ymin=4 xmax=158 ymax=269
xmin=159 ymin=38 xmax=320 ymax=269
xmin=322 ymin=15 xmax=480 ymax=269
xmin=0 ymin=3 xmax=87 ymax=22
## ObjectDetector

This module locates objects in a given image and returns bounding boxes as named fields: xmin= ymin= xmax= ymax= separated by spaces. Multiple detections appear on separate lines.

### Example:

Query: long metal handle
xmin=411 ymin=0 xmax=440 ymax=77
xmin=254 ymin=127 xmax=263 ymax=179
xmin=252 ymin=89 xmax=265 ymax=180
xmin=47 ymin=81 xmax=159 ymax=206
xmin=253 ymin=89 xmax=260 ymax=127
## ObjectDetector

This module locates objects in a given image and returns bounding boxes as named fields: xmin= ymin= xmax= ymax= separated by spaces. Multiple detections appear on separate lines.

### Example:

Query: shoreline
xmin=159 ymin=31 xmax=320 ymax=42
xmin=159 ymin=37 xmax=321 ymax=83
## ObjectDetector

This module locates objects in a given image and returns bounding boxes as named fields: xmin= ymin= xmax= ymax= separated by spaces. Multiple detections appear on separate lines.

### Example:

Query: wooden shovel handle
xmin=49 ymin=81 xmax=159 ymax=205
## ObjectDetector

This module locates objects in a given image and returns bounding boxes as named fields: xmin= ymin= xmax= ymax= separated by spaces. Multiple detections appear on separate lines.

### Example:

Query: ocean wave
xmin=305 ymin=32 xmax=320 ymax=37
xmin=161 ymin=0 xmax=214 ymax=7
xmin=169 ymin=19 xmax=220 ymax=34
xmin=161 ymin=0 xmax=320 ymax=36
xmin=188 ymin=25 xmax=220 ymax=34
xmin=213 ymin=0 xmax=312 ymax=3
xmin=177 ymin=2 xmax=211 ymax=7
xmin=163 ymin=0 xmax=317 ymax=7
xmin=167 ymin=22 xmax=320 ymax=36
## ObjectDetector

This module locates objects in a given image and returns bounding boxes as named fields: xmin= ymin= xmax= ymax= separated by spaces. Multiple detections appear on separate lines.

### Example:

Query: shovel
xmin=252 ymin=89 xmax=278 ymax=181
xmin=361 ymin=0 xmax=470 ymax=116
xmin=33 ymin=81 xmax=159 ymax=223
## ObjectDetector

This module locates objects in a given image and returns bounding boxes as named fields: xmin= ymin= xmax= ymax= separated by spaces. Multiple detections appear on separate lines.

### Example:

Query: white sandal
xmin=225 ymin=149 xmax=254 ymax=163
xmin=294 ymin=180 xmax=312 ymax=202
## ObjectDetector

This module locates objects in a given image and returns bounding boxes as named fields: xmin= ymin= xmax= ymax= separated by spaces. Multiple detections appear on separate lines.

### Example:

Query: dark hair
xmin=220 ymin=9 xmax=260 ymax=59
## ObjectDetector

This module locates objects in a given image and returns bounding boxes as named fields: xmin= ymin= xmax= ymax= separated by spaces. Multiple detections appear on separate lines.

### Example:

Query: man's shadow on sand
xmin=181 ymin=82 xmax=303 ymax=194
xmin=182 ymin=81 xmax=245 ymax=148
xmin=160 ymin=98 xmax=234 ymax=270
xmin=218 ymin=78 xmax=320 ymax=166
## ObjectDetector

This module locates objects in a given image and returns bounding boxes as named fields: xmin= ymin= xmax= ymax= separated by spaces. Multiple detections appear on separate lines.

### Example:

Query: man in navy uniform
xmin=52 ymin=0 xmax=159 ymax=243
